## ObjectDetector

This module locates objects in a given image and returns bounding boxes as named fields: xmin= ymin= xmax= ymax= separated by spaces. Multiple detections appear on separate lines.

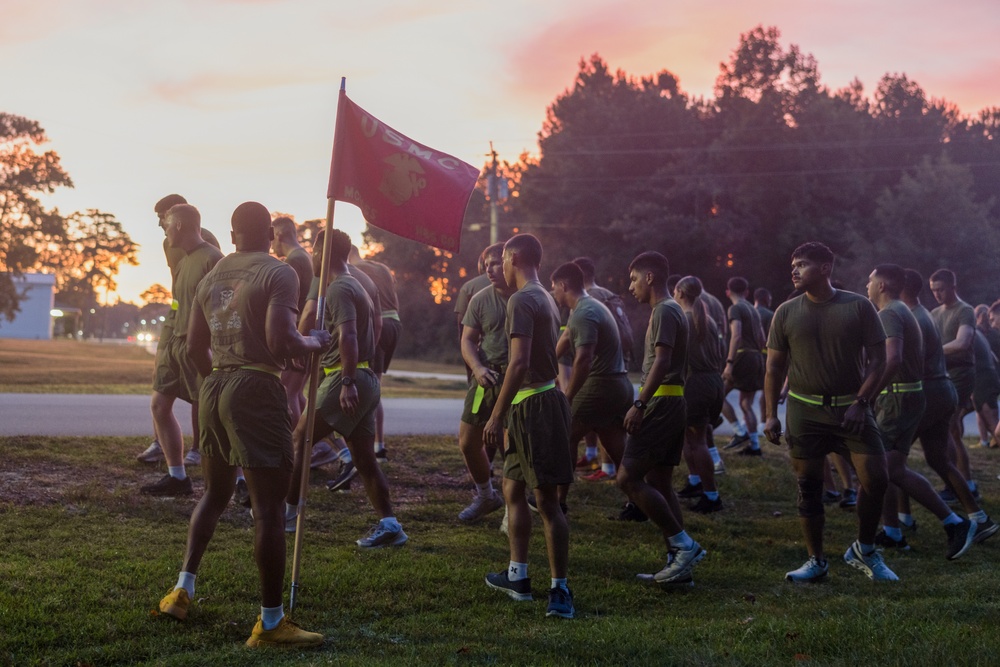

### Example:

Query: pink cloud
xmin=147 ymin=70 xmax=331 ymax=109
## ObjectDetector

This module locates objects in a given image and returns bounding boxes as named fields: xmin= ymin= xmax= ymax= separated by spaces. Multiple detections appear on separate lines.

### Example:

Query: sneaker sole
xmin=246 ymin=636 xmax=324 ymax=648
xmin=654 ymin=548 xmax=706 ymax=583
xmin=947 ymin=522 xmax=977 ymax=560
xmin=974 ymin=522 xmax=1000 ymax=544
xmin=637 ymin=572 xmax=694 ymax=587
xmin=357 ymin=532 xmax=408 ymax=549
xmin=844 ymin=551 xmax=898 ymax=581
xmin=545 ymin=607 xmax=575 ymax=618
xmin=159 ymin=600 xmax=188 ymax=621
xmin=459 ymin=499 xmax=505 ymax=523
xmin=485 ymin=577 xmax=532 ymax=601
xmin=784 ymin=571 xmax=828 ymax=584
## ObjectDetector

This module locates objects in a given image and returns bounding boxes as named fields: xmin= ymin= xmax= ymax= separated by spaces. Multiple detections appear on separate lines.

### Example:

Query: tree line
xmin=367 ymin=26 xmax=1000 ymax=363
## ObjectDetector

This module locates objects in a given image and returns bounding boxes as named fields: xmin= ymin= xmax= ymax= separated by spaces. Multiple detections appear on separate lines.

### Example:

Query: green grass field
xmin=3 ymin=434 xmax=1000 ymax=666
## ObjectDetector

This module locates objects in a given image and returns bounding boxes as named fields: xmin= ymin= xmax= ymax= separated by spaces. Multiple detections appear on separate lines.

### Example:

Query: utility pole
xmin=488 ymin=142 xmax=499 ymax=244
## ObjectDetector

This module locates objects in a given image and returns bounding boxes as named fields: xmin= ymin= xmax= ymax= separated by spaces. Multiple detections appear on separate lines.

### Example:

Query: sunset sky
xmin=4 ymin=0 xmax=1000 ymax=303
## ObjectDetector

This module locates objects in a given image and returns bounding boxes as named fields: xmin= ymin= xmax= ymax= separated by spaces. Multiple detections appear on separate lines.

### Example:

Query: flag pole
xmin=290 ymin=76 xmax=346 ymax=613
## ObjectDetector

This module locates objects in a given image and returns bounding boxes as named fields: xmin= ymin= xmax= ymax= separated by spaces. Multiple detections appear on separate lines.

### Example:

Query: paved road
xmin=0 ymin=391 xmax=982 ymax=439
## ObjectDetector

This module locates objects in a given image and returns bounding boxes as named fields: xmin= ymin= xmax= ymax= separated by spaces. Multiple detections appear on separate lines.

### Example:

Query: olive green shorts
xmin=503 ymin=388 xmax=573 ymax=488
xmin=685 ymin=372 xmax=724 ymax=427
xmin=973 ymin=373 xmax=1000 ymax=413
xmin=623 ymin=396 xmax=686 ymax=468
xmin=731 ymin=349 xmax=764 ymax=392
xmin=372 ymin=317 xmax=402 ymax=374
xmin=875 ymin=390 xmax=925 ymax=455
xmin=152 ymin=333 xmax=202 ymax=403
xmin=571 ymin=373 xmax=633 ymax=430
xmin=948 ymin=367 xmax=975 ymax=410
xmin=785 ymin=396 xmax=884 ymax=459
xmin=914 ymin=378 xmax=958 ymax=445
xmin=461 ymin=377 xmax=503 ymax=426
xmin=315 ymin=368 xmax=380 ymax=441
xmin=198 ymin=368 xmax=292 ymax=470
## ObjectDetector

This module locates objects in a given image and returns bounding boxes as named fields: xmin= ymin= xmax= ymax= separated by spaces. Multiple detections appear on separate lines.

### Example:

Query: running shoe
xmin=234 ymin=479 xmax=251 ymax=508
xmin=838 ymin=488 xmax=857 ymax=509
xmin=689 ymin=495 xmax=723 ymax=514
xmin=785 ymin=556 xmax=829 ymax=583
xmin=375 ymin=447 xmax=388 ymax=463
xmin=822 ymin=490 xmax=843 ymax=504
xmin=581 ymin=470 xmax=615 ymax=482
xmin=485 ymin=571 xmax=532 ymax=601
xmin=575 ymin=454 xmax=599 ymax=471
xmin=945 ymin=519 xmax=976 ymax=560
xmin=653 ymin=543 xmax=706 ymax=583
xmin=938 ymin=486 xmax=959 ymax=506
xmin=158 ymin=587 xmax=190 ymax=620
xmin=874 ymin=529 xmax=910 ymax=551
xmin=844 ymin=541 xmax=899 ymax=581
xmin=246 ymin=616 xmax=323 ymax=648
xmin=326 ymin=460 xmax=357 ymax=492
xmin=136 ymin=440 xmax=164 ymax=463
xmin=974 ymin=517 xmax=999 ymax=544
xmin=713 ymin=459 xmax=726 ymax=475
xmin=356 ymin=522 xmax=408 ymax=549
xmin=677 ymin=481 xmax=704 ymax=499
xmin=723 ymin=432 xmax=750 ymax=450
xmin=458 ymin=491 xmax=504 ymax=523
xmin=614 ymin=501 xmax=648 ymax=522
xmin=545 ymin=587 xmax=575 ymax=619
xmin=737 ymin=445 xmax=762 ymax=457
xmin=183 ymin=449 xmax=201 ymax=466
xmin=140 ymin=474 xmax=193 ymax=497
xmin=309 ymin=440 xmax=339 ymax=468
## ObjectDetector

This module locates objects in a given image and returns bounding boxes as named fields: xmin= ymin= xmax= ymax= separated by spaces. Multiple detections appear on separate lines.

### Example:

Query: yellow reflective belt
xmin=788 ymin=391 xmax=856 ymax=407
xmin=171 ymin=299 xmax=179 ymax=310
xmin=512 ymin=381 xmax=556 ymax=405
xmin=381 ymin=309 xmax=400 ymax=321
xmin=880 ymin=381 xmax=923 ymax=395
xmin=471 ymin=385 xmax=486 ymax=414
xmin=324 ymin=361 xmax=370 ymax=376
xmin=641 ymin=384 xmax=683 ymax=397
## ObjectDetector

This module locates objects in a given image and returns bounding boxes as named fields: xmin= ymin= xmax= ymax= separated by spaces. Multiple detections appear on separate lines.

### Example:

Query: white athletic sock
xmin=176 ymin=571 xmax=196 ymax=598
xmin=585 ymin=445 xmax=598 ymax=459
xmin=734 ymin=422 xmax=748 ymax=436
xmin=748 ymin=433 xmax=760 ymax=449
xmin=968 ymin=480 xmax=978 ymax=492
xmin=476 ymin=480 xmax=494 ymax=497
xmin=708 ymin=447 xmax=721 ymax=465
xmin=668 ymin=531 xmax=694 ymax=550
xmin=261 ymin=604 xmax=284 ymax=631
xmin=374 ymin=441 xmax=386 ymax=453
xmin=858 ymin=541 xmax=875 ymax=555
xmin=379 ymin=516 xmax=401 ymax=532
xmin=551 ymin=577 xmax=568 ymax=591
xmin=941 ymin=513 xmax=962 ymax=526
xmin=285 ymin=502 xmax=297 ymax=519
xmin=898 ymin=513 xmax=915 ymax=527
xmin=338 ymin=448 xmax=352 ymax=463
xmin=508 ymin=561 xmax=528 ymax=581
xmin=704 ymin=490 xmax=719 ymax=501
xmin=688 ymin=475 xmax=701 ymax=486
xmin=168 ymin=465 xmax=186 ymax=480
xmin=601 ymin=462 xmax=616 ymax=475
xmin=883 ymin=525 xmax=903 ymax=541
xmin=236 ymin=472 xmax=245 ymax=482
xmin=970 ymin=510 xmax=987 ymax=523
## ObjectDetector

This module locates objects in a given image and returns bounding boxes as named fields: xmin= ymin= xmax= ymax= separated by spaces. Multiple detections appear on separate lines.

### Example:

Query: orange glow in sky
xmin=3 ymin=0 xmax=998 ymax=303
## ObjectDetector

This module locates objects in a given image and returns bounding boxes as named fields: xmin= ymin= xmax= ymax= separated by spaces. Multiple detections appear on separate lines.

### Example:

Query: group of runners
xmin=140 ymin=191 xmax=999 ymax=647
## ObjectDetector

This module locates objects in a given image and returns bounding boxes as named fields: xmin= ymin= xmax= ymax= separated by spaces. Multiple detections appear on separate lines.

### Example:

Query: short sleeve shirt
xmin=911 ymin=304 xmax=948 ymax=381
xmin=319 ymin=273 xmax=377 ymax=369
xmin=566 ymin=296 xmax=624 ymax=376
xmin=728 ymin=299 xmax=764 ymax=350
xmin=173 ymin=242 xmax=224 ymax=338
xmin=305 ymin=267 xmax=379 ymax=314
xmin=194 ymin=252 xmax=298 ymax=369
xmin=686 ymin=312 xmax=723 ymax=375
xmin=506 ymin=281 xmax=560 ymax=386
xmin=283 ymin=247 xmax=314 ymax=312
xmin=356 ymin=259 xmax=399 ymax=312
xmin=878 ymin=299 xmax=924 ymax=384
xmin=462 ymin=286 xmax=509 ymax=367
xmin=756 ymin=305 xmax=774 ymax=337
xmin=767 ymin=290 xmax=886 ymax=395
xmin=973 ymin=330 xmax=999 ymax=382
xmin=932 ymin=300 xmax=976 ymax=369
xmin=641 ymin=297 xmax=688 ymax=386
xmin=455 ymin=274 xmax=492 ymax=317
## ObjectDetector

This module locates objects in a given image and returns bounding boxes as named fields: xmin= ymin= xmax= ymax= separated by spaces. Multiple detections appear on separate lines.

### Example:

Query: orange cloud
xmin=147 ymin=69 xmax=332 ymax=108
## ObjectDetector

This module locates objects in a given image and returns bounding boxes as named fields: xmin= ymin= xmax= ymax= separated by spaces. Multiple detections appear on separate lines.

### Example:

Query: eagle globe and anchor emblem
xmin=379 ymin=153 xmax=427 ymax=206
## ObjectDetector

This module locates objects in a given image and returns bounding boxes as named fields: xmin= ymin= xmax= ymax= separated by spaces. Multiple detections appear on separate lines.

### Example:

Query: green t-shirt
xmin=172 ymin=242 xmax=224 ymax=338
xmin=702 ymin=292 xmax=728 ymax=342
xmin=318 ymin=273 xmax=377 ymax=369
xmin=756 ymin=305 xmax=774 ymax=337
xmin=455 ymin=273 xmax=491 ymax=318
xmin=728 ymin=298 xmax=764 ymax=350
xmin=686 ymin=311 xmax=723 ymax=375
xmin=910 ymin=304 xmax=948 ymax=381
xmin=931 ymin=299 xmax=975 ymax=370
xmin=355 ymin=259 xmax=399 ymax=313
xmin=878 ymin=299 xmax=924 ymax=384
xmin=566 ymin=295 xmax=624 ymax=376
xmin=506 ymin=281 xmax=560 ymax=386
xmin=640 ymin=297 xmax=688 ymax=386
xmin=306 ymin=266 xmax=380 ymax=314
xmin=283 ymin=246 xmax=314 ymax=312
xmin=462 ymin=286 xmax=509 ymax=367
xmin=194 ymin=251 xmax=298 ymax=370
xmin=767 ymin=290 xmax=886 ymax=395
xmin=973 ymin=329 xmax=998 ymax=383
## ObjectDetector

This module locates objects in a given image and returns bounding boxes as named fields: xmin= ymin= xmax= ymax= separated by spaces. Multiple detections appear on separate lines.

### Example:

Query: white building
xmin=0 ymin=272 xmax=57 ymax=340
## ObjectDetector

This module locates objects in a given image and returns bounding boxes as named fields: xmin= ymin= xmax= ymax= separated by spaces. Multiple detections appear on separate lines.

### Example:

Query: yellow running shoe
xmin=158 ymin=588 xmax=190 ymax=620
xmin=246 ymin=616 xmax=324 ymax=648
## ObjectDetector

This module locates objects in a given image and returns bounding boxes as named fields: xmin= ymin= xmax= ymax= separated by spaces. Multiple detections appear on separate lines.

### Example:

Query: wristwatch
xmin=855 ymin=395 xmax=870 ymax=408
xmin=633 ymin=399 xmax=647 ymax=410
xmin=342 ymin=376 xmax=356 ymax=387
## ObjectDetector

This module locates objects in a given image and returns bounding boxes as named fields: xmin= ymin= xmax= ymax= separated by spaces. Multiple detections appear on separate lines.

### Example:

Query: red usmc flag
xmin=327 ymin=90 xmax=480 ymax=252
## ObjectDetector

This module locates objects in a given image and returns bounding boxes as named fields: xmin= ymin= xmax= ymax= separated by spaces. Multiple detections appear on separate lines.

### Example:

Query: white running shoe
xmin=458 ymin=492 xmax=504 ymax=523
xmin=183 ymin=450 xmax=201 ymax=466
xmin=785 ymin=556 xmax=829 ymax=583
xmin=844 ymin=541 xmax=899 ymax=581
xmin=653 ymin=543 xmax=706 ymax=583
xmin=136 ymin=440 xmax=164 ymax=463
xmin=357 ymin=522 xmax=408 ymax=549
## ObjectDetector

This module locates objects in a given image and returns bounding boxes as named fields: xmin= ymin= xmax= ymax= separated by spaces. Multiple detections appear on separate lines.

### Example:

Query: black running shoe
xmin=723 ymin=432 xmax=751 ymax=450
xmin=615 ymin=501 xmax=648 ymax=522
xmin=327 ymin=461 xmax=357 ymax=492
xmin=677 ymin=482 xmax=703 ymax=499
xmin=689 ymin=495 xmax=723 ymax=514
xmin=140 ymin=474 xmax=193 ymax=497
